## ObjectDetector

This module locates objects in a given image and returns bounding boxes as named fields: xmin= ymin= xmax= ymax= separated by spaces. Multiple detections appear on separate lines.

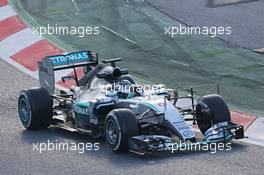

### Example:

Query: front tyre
xmin=18 ymin=87 xmax=53 ymax=130
xmin=104 ymin=109 xmax=139 ymax=153
xmin=196 ymin=94 xmax=231 ymax=135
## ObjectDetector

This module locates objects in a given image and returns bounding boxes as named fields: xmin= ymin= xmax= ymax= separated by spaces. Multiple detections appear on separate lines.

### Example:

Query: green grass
xmin=44 ymin=8 xmax=65 ymax=15
xmin=201 ymin=50 xmax=225 ymax=58
xmin=239 ymin=64 xmax=264 ymax=72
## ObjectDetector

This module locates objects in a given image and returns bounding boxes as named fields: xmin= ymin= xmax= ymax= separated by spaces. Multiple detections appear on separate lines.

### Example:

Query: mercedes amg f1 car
xmin=18 ymin=51 xmax=245 ymax=155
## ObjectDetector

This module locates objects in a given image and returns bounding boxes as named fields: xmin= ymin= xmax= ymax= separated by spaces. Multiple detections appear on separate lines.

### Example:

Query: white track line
xmin=170 ymin=60 xmax=190 ymax=67
xmin=100 ymin=24 xmax=137 ymax=45
xmin=0 ymin=5 xmax=17 ymax=21
xmin=0 ymin=28 xmax=42 ymax=58
xmin=72 ymin=0 xmax=80 ymax=13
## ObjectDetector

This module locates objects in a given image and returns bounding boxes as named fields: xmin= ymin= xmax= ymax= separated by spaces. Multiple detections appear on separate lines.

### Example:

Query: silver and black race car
xmin=18 ymin=50 xmax=244 ymax=155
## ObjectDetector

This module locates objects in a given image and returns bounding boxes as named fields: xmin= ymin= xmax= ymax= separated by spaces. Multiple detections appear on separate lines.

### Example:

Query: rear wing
xmin=38 ymin=50 xmax=98 ymax=94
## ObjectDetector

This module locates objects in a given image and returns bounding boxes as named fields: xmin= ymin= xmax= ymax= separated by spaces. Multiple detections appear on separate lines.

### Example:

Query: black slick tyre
xmin=104 ymin=109 xmax=139 ymax=153
xmin=195 ymin=94 xmax=231 ymax=135
xmin=18 ymin=87 xmax=53 ymax=130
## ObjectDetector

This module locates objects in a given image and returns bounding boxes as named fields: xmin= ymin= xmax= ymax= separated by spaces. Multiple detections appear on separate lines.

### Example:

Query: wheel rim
xmin=106 ymin=119 xmax=118 ymax=145
xmin=19 ymin=98 xmax=29 ymax=122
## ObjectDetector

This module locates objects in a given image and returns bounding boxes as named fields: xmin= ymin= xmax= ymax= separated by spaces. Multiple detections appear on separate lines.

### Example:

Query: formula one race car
xmin=18 ymin=51 xmax=245 ymax=155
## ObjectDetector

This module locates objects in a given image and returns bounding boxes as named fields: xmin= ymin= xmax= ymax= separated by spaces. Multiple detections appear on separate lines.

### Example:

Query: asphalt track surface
xmin=16 ymin=0 xmax=264 ymax=116
xmin=0 ymin=59 xmax=264 ymax=175
xmin=147 ymin=0 xmax=264 ymax=50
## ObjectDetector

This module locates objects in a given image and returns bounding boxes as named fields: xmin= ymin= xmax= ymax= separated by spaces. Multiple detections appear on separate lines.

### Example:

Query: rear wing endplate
xmin=38 ymin=50 xmax=98 ymax=94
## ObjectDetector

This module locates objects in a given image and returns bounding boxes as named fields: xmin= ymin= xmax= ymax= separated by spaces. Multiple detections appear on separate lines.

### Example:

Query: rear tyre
xmin=196 ymin=94 xmax=231 ymax=135
xmin=104 ymin=109 xmax=139 ymax=153
xmin=18 ymin=87 xmax=53 ymax=130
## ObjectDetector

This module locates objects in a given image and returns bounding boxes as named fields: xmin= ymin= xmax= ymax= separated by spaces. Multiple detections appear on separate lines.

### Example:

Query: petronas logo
xmin=208 ymin=0 xmax=259 ymax=7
